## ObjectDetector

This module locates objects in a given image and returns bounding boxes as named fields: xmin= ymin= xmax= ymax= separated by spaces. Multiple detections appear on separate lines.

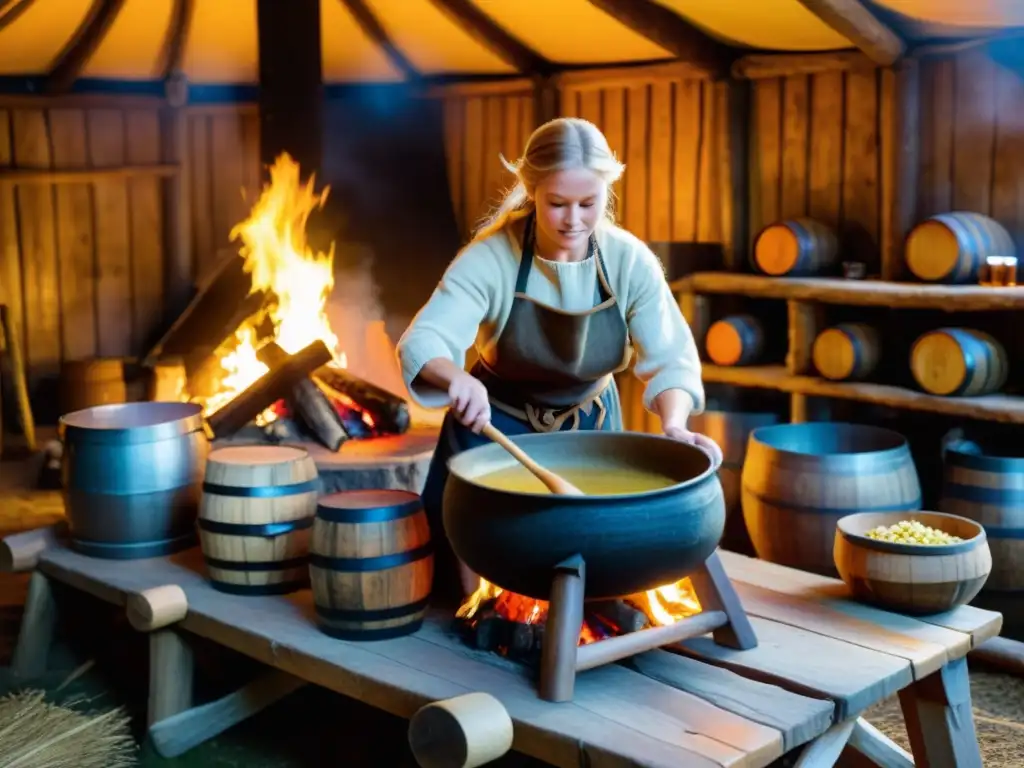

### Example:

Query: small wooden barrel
xmin=909 ymin=328 xmax=1008 ymax=397
xmin=741 ymin=422 xmax=922 ymax=576
xmin=939 ymin=439 xmax=1024 ymax=593
xmin=904 ymin=211 xmax=1016 ymax=284
xmin=59 ymin=358 xmax=127 ymax=415
xmin=753 ymin=218 xmax=839 ymax=277
xmin=310 ymin=489 xmax=434 ymax=641
xmin=689 ymin=410 xmax=780 ymax=555
xmin=198 ymin=445 xmax=320 ymax=595
xmin=705 ymin=315 xmax=764 ymax=366
xmin=834 ymin=511 xmax=992 ymax=615
xmin=812 ymin=323 xmax=880 ymax=381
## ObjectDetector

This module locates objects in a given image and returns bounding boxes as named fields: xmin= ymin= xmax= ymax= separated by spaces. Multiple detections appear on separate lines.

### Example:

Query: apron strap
xmin=514 ymin=213 xmax=537 ymax=294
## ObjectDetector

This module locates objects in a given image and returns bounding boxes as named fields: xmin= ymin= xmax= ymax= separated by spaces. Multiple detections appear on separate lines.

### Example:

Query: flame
xmin=458 ymin=577 xmax=702 ymax=646
xmin=196 ymin=153 xmax=343 ymax=421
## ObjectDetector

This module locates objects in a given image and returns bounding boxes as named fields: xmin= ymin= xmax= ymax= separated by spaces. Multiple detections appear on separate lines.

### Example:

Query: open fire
xmin=455 ymin=576 xmax=703 ymax=660
xmin=178 ymin=153 xmax=425 ymax=448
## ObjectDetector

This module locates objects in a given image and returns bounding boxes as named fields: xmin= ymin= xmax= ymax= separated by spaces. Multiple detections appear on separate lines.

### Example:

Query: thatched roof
xmin=0 ymin=0 xmax=1021 ymax=90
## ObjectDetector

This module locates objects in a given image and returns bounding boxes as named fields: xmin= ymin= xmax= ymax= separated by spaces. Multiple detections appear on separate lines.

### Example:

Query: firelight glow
xmin=197 ymin=153 xmax=344 ymax=421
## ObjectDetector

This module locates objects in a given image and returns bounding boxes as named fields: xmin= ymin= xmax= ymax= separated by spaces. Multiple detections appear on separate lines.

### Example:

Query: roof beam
xmin=793 ymin=0 xmax=904 ymax=66
xmin=158 ymin=0 xmax=195 ymax=78
xmin=0 ymin=0 xmax=37 ymax=34
xmin=425 ymin=0 xmax=552 ymax=75
xmin=45 ymin=0 xmax=127 ymax=94
xmin=586 ymin=0 xmax=731 ymax=79
xmin=338 ymin=0 xmax=419 ymax=81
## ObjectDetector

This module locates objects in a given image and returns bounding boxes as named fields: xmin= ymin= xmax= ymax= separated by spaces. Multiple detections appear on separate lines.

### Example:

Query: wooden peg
xmin=127 ymin=585 xmax=189 ymax=632
xmin=0 ymin=522 xmax=68 ymax=572
xmin=408 ymin=692 xmax=514 ymax=768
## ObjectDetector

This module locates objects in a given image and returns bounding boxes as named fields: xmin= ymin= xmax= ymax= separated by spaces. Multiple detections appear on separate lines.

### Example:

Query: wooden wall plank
xmin=916 ymin=59 xmax=954 ymax=220
xmin=807 ymin=71 xmax=844 ymax=228
xmin=0 ymin=111 xmax=26 ymax=373
xmin=780 ymin=75 xmax=809 ymax=220
xmin=672 ymin=81 xmax=702 ymax=242
xmin=841 ymin=69 xmax=880 ymax=267
xmin=48 ymin=109 xmax=96 ymax=362
xmin=951 ymin=51 xmax=996 ymax=214
xmin=647 ymin=82 xmax=672 ymax=243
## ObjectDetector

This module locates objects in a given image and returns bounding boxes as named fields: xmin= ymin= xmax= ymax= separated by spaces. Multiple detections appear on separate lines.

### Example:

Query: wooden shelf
xmin=703 ymin=365 xmax=1024 ymax=424
xmin=671 ymin=272 xmax=1024 ymax=311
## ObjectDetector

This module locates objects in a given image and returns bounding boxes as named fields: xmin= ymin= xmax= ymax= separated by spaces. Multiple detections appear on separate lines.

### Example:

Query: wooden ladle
xmin=481 ymin=424 xmax=584 ymax=496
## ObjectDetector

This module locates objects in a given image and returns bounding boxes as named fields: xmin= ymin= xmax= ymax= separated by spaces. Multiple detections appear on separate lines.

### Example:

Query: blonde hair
xmin=472 ymin=117 xmax=626 ymax=242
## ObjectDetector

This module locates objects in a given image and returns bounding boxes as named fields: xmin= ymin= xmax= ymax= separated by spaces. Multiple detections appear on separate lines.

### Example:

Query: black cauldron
xmin=443 ymin=431 xmax=725 ymax=600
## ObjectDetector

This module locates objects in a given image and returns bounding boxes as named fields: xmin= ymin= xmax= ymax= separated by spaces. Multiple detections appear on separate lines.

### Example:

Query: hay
xmin=0 ymin=689 xmax=137 ymax=768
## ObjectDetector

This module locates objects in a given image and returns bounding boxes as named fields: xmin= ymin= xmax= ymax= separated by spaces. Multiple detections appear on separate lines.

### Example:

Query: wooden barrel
xmin=741 ymin=422 xmax=922 ymax=576
xmin=689 ymin=410 xmax=780 ymax=555
xmin=60 ymin=402 xmax=208 ymax=559
xmin=309 ymin=489 xmax=434 ymax=641
xmin=905 ymin=211 xmax=1016 ymax=284
xmin=59 ymin=358 xmax=127 ymax=415
xmin=939 ymin=439 xmax=1024 ymax=593
xmin=705 ymin=315 xmax=764 ymax=366
xmin=909 ymin=328 xmax=1008 ymax=397
xmin=198 ymin=445 xmax=320 ymax=595
xmin=834 ymin=511 xmax=992 ymax=615
xmin=752 ymin=218 xmax=839 ymax=276
xmin=812 ymin=323 xmax=880 ymax=381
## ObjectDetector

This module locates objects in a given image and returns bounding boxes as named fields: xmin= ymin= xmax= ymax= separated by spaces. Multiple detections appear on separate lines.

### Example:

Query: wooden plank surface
xmin=699 ymin=364 xmax=1024 ymax=424
xmin=37 ymin=544 xmax=791 ymax=768
xmin=673 ymin=272 xmax=1024 ymax=311
xmin=719 ymin=552 xmax=1002 ymax=649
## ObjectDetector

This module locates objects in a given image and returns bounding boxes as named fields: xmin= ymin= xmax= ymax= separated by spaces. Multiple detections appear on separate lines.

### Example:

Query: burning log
xmin=257 ymin=342 xmax=350 ymax=451
xmin=587 ymin=600 xmax=650 ymax=634
xmin=314 ymin=365 xmax=410 ymax=436
xmin=206 ymin=340 xmax=333 ymax=438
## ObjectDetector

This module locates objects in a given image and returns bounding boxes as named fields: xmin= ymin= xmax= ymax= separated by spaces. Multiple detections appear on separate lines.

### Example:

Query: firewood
xmin=257 ymin=342 xmax=350 ymax=451
xmin=205 ymin=340 xmax=333 ymax=438
xmin=313 ymin=365 xmax=410 ymax=436
xmin=588 ymin=599 xmax=650 ymax=634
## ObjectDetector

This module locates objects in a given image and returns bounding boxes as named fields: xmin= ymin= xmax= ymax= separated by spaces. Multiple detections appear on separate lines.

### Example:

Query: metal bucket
xmin=60 ymin=401 xmax=210 ymax=559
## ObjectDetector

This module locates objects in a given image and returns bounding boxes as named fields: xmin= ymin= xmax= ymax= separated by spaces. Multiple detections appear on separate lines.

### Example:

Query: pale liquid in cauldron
xmin=474 ymin=465 xmax=677 ymax=495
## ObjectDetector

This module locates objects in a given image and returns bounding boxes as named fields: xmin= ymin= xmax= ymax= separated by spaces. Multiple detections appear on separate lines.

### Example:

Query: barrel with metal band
xmin=812 ymin=323 xmax=881 ymax=381
xmin=910 ymin=328 xmax=1008 ymax=397
xmin=60 ymin=401 xmax=209 ymax=559
xmin=198 ymin=445 xmax=320 ymax=595
xmin=741 ymin=422 xmax=922 ymax=577
xmin=939 ymin=438 xmax=1024 ymax=593
xmin=309 ymin=489 xmax=434 ymax=641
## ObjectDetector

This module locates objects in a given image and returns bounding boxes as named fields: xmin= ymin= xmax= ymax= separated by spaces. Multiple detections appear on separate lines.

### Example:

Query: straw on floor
xmin=0 ymin=689 xmax=136 ymax=768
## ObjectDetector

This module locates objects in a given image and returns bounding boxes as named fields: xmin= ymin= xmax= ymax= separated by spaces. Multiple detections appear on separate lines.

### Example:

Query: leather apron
xmin=420 ymin=213 xmax=632 ymax=599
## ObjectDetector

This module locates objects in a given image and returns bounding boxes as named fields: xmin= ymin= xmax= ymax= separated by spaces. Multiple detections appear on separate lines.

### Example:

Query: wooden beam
xmin=158 ymin=0 xmax=195 ymax=78
xmin=424 ymin=0 xmax=551 ymax=74
xmin=552 ymin=60 xmax=708 ymax=90
xmin=0 ymin=0 xmax=36 ymax=33
xmin=586 ymin=0 xmax=731 ymax=79
xmin=793 ymin=0 xmax=904 ymax=66
xmin=338 ymin=0 xmax=419 ymax=81
xmin=45 ymin=0 xmax=128 ymax=94
xmin=732 ymin=50 xmax=875 ymax=79
xmin=0 ymin=164 xmax=179 ymax=186
xmin=420 ymin=77 xmax=533 ymax=98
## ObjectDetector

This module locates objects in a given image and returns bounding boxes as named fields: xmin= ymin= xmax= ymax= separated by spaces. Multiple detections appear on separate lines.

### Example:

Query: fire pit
xmin=444 ymin=431 xmax=758 ymax=702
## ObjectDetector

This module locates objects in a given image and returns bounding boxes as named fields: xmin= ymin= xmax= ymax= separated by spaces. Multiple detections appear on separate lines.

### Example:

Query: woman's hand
xmin=653 ymin=388 xmax=724 ymax=467
xmin=448 ymin=371 xmax=491 ymax=433
xmin=662 ymin=419 xmax=724 ymax=468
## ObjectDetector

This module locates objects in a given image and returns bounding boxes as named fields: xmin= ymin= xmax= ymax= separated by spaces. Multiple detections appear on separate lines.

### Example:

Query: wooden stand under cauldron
xmin=443 ymin=431 xmax=759 ymax=703
xmin=538 ymin=550 xmax=757 ymax=702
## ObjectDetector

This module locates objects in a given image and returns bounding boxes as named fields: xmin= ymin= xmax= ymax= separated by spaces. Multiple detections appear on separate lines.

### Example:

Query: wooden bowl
xmin=834 ymin=510 xmax=992 ymax=615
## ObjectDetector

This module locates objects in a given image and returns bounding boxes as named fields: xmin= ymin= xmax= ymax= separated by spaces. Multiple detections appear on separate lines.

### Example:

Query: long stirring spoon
xmin=481 ymin=423 xmax=584 ymax=496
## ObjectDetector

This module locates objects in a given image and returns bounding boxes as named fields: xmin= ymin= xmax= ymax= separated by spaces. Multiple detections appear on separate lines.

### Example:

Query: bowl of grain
xmin=834 ymin=510 xmax=991 ymax=615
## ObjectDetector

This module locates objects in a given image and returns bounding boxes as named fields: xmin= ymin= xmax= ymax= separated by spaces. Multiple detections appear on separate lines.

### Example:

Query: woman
xmin=397 ymin=117 xmax=721 ymax=599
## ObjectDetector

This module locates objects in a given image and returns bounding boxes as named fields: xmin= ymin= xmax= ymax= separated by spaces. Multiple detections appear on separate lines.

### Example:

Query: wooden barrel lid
xmin=905 ymin=220 xmax=960 ymax=281
xmin=755 ymin=225 xmax=799 ymax=276
xmin=706 ymin=320 xmax=744 ymax=366
xmin=207 ymin=444 xmax=309 ymax=467
xmin=318 ymin=488 xmax=421 ymax=509
xmin=910 ymin=331 xmax=967 ymax=396
xmin=812 ymin=327 xmax=857 ymax=380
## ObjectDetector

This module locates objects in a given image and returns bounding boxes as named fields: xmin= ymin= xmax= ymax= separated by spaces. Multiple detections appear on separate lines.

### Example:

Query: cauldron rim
xmin=446 ymin=430 xmax=716 ymax=501
xmin=749 ymin=421 xmax=909 ymax=457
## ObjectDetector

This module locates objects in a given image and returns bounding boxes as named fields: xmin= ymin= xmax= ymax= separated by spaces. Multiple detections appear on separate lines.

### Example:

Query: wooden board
xmin=718 ymin=551 xmax=1002 ymax=650
xmin=700 ymin=364 xmax=1024 ymax=424
xmin=36 ymin=544 xmax=810 ymax=768
xmin=673 ymin=272 xmax=1024 ymax=311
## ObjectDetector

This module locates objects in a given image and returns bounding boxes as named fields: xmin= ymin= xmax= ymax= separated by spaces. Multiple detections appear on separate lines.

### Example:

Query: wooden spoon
xmin=481 ymin=424 xmax=585 ymax=496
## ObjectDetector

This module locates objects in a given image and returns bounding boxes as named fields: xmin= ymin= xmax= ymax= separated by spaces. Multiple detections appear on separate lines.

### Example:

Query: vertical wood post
xmin=880 ymin=59 xmax=919 ymax=282
xmin=162 ymin=73 xmax=192 ymax=315
xmin=715 ymin=80 xmax=750 ymax=271
xmin=533 ymin=75 xmax=559 ymax=127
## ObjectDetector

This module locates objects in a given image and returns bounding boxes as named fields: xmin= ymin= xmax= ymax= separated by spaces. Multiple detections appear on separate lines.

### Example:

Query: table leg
xmin=897 ymin=656 xmax=983 ymax=768
xmin=148 ymin=629 xmax=195 ymax=726
xmin=11 ymin=571 xmax=57 ymax=682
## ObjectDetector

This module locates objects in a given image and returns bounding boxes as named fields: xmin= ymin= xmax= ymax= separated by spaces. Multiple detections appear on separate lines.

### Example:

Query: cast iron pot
xmin=443 ymin=431 xmax=725 ymax=600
